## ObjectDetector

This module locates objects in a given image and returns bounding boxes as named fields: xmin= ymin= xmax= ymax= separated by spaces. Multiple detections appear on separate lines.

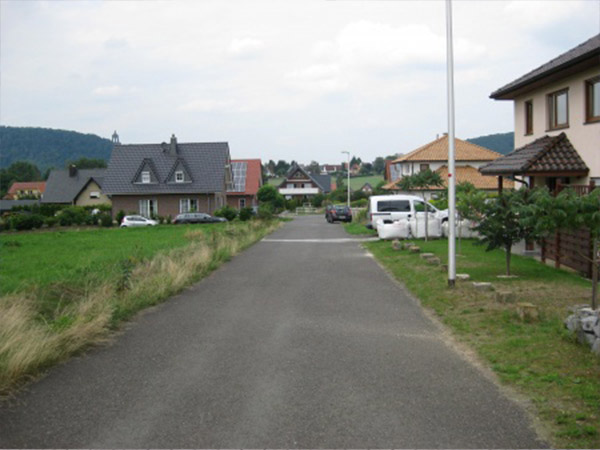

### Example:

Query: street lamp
xmin=341 ymin=151 xmax=350 ymax=208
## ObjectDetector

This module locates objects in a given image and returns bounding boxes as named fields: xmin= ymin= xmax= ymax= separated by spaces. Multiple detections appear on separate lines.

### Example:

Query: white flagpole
xmin=446 ymin=0 xmax=457 ymax=287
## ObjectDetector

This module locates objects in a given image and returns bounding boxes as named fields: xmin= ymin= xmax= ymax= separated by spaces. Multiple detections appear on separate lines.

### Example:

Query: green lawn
xmin=0 ymin=224 xmax=225 ymax=294
xmin=348 ymin=175 xmax=383 ymax=190
xmin=267 ymin=177 xmax=284 ymax=186
xmin=363 ymin=238 xmax=599 ymax=449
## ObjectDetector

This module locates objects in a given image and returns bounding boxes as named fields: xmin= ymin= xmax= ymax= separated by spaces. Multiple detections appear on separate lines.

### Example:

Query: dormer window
xmin=141 ymin=171 xmax=151 ymax=184
xmin=175 ymin=171 xmax=184 ymax=183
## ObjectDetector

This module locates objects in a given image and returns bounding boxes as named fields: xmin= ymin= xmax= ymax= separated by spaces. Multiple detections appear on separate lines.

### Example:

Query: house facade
xmin=226 ymin=159 xmax=263 ymax=209
xmin=384 ymin=135 xmax=509 ymax=199
xmin=481 ymin=34 xmax=599 ymax=190
xmin=320 ymin=164 xmax=342 ymax=175
xmin=43 ymin=167 xmax=110 ymax=206
xmin=103 ymin=135 xmax=232 ymax=218
xmin=3 ymin=181 xmax=46 ymax=200
xmin=278 ymin=164 xmax=331 ymax=201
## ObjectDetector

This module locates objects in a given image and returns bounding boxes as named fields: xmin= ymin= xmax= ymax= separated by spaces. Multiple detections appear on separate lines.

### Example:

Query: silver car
xmin=120 ymin=215 xmax=158 ymax=228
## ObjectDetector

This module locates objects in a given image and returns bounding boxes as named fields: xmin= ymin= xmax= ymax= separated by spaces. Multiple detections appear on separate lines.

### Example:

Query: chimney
xmin=169 ymin=134 xmax=178 ymax=155
xmin=69 ymin=164 xmax=77 ymax=177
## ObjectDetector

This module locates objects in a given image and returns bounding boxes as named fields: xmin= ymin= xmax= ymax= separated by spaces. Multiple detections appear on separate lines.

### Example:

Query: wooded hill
xmin=467 ymin=132 xmax=514 ymax=155
xmin=0 ymin=126 xmax=113 ymax=170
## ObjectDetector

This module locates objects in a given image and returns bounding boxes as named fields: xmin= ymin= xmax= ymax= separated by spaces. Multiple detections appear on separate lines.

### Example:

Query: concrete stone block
xmin=517 ymin=302 xmax=539 ymax=321
xmin=420 ymin=253 xmax=435 ymax=259
xmin=409 ymin=246 xmax=421 ymax=253
xmin=472 ymin=282 xmax=493 ymax=291
xmin=456 ymin=273 xmax=470 ymax=281
xmin=426 ymin=257 xmax=441 ymax=265
xmin=495 ymin=290 xmax=516 ymax=304
xmin=592 ymin=338 xmax=600 ymax=356
xmin=391 ymin=240 xmax=401 ymax=250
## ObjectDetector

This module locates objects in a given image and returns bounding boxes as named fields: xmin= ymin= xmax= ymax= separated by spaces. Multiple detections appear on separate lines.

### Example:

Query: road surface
xmin=0 ymin=216 xmax=546 ymax=448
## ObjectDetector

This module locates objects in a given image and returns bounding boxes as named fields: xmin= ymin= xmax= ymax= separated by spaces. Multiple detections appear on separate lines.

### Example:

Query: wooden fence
xmin=540 ymin=182 xmax=596 ymax=278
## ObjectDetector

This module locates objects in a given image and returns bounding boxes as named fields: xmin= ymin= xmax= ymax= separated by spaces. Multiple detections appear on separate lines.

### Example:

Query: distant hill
xmin=0 ymin=126 xmax=113 ymax=170
xmin=467 ymin=132 xmax=514 ymax=155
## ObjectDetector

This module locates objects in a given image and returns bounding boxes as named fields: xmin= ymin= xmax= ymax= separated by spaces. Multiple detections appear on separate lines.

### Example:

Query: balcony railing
xmin=278 ymin=187 xmax=320 ymax=195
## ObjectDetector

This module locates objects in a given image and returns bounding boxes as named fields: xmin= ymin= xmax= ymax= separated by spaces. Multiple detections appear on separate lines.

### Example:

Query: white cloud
xmin=179 ymin=99 xmax=236 ymax=112
xmin=92 ymin=85 xmax=122 ymax=96
xmin=505 ymin=0 xmax=586 ymax=28
xmin=228 ymin=37 xmax=265 ymax=57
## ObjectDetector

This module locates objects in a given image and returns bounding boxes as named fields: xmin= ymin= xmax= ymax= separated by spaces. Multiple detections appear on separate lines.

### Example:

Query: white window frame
xmin=90 ymin=191 xmax=100 ymax=199
xmin=139 ymin=199 xmax=158 ymax=218
xmin=239 ymin=198 xmax=246 ymax=208
xmin=141 ymin=171 xmax=151 ymax=184
xmin=179 ymin=198 xmax=198 ymax=213
xmin=175 ymin=171 xmax=184 ymax=183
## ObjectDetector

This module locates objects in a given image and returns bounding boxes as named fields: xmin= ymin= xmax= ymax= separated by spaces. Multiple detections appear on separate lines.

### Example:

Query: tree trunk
xmin=505 ymin=244 xmax=512 ymax=276
xmin=593 ymin=238 xmax=598 ymax=310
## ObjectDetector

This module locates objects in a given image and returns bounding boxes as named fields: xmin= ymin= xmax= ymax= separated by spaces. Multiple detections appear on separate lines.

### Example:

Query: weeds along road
xmin=0 ymin=215 xmax=546 ymax=448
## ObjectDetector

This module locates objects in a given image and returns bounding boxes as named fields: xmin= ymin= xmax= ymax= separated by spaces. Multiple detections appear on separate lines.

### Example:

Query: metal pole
xmin=446 ymin=0 xmax=456 ymax=287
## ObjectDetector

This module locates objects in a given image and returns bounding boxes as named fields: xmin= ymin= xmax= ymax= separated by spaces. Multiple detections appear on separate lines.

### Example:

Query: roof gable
xmin=132 ymin=158 xmax=161 ymax=184
xmin=165 ymin=158 xmax=194 ymax=184
xmin=393 ymin=135 xmax=502 ymax=163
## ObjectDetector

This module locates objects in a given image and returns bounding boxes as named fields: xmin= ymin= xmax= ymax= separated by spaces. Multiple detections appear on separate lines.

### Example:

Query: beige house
xmin=481 ymin=34 xmax=599 ymax=190
xmin=384 ymin=135 xmax=510 ymax=199
xmin=42 ymin=167 xmax=110 ymax=206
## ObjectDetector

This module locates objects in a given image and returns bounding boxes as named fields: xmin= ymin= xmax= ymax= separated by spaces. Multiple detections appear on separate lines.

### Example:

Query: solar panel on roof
xmin=229 ymin=162 xmax=247 ymax=192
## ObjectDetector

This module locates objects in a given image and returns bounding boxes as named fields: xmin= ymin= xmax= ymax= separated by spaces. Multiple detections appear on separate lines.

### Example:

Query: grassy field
xmin=348 ymin=175 xmax=383 ymax=190
xmin=0 ymin=220 xmax=281 ymax=394
xmin=363 ymin=238 xmax=599 ymax=449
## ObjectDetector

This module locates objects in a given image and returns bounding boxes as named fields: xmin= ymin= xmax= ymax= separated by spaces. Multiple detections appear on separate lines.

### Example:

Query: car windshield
xmin=377 ymin=200 xmax=410 ymax=212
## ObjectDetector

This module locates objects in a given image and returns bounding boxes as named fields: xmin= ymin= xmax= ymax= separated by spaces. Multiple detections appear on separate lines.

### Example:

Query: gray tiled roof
xmin=479 ymin=133 xmax=588 ymax=175
xmin=491 ymin=34 xmax=600 ymax=99
xmin=0 ymin=199 xmax=40 ymax=212
xmin=102 ymin=142 xmax=230 ymax=195
xmin=42 ymin=169 xmax=106 ymax=203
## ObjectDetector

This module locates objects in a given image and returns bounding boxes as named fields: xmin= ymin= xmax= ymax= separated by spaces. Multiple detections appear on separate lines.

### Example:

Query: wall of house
xmin=111 ymin=193 xmax=220 ymax=218
xmin=226 ymin=195 xmax=256 ymax=209
xmin=396 ymin=161 xmax=490 ymax=177
xmin=513 ymin=66 xmax=600 ymax=183
xmin=75 ymin=181 xmax=111 ymax=207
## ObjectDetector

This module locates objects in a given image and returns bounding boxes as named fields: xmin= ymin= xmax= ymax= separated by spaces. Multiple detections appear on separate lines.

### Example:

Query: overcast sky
xmin=1 ymin=0 xmax=599 ymax=165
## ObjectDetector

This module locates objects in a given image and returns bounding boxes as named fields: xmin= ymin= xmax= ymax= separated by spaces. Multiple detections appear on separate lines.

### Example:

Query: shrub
xmin=257 ymin=203 xmax=274 ymax=220
xmin=9 ymin=214 xmax=44 ymax=231
xmin=166 ymin=215 xmax=172 ymax=225
xmin=44 ymin=216 xmax=58 ymax=228
xmin=39 ymin=204 xmax=66 ymax=217
xmin=58 ymin=206 xmax=88 ymax=226
xmin=0 ymin=219 xmax=10 ymax=232
xmin=98 ymin=213 xmax=113 ymax=228
xmin=214 ymin=205 xmax=238 ymax=222
xmin=239 ymin=207 xmax=253 ymax=221
xmin=311 ymin=193 xmax=325 ymax=208
xmin=116 ymin=210 xmax=126 ymax=225
xmin=351 ymin=198 xmax=367 ymax=207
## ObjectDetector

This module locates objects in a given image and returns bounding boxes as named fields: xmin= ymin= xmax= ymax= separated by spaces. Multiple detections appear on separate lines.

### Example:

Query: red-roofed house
xmin=227 ymin=159 xmax=263 ymax=209
xmin=3 ymin=181 xmax=46 ymax=200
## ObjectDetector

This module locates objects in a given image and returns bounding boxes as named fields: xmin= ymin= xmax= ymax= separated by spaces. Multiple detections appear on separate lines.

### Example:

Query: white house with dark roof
xmin=103 ymin=134 xmax=232 ymax=218
xmin=481 ymin=33 xmax=599 ymax=191
xmin=277 ymin=163 xmax=332 ymax=200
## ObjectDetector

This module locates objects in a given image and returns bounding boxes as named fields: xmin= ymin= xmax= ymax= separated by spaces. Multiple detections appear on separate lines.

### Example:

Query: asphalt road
xmin=0 ymin=216 xmax=546 ymax=448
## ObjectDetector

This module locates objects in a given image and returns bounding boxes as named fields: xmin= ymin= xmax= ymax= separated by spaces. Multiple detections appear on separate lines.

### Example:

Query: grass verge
xmin=364 ymin=238 xmax=599 ymax=449
xmin=0 ymin=219 xmax=281 ymax=395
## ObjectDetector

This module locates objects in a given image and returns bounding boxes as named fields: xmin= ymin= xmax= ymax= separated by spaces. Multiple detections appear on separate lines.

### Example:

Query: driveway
xmin=0 ymin=216 xmax=546 ymax=448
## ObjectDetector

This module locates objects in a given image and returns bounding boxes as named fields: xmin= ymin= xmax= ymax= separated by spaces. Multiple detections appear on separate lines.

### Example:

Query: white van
xmin=366 ymin=194 xmax=448 ymax=229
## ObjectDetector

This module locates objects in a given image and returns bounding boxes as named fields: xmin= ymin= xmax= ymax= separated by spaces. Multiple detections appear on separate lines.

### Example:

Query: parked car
xmin=325 ymin=204 xmax=352 ymax=223
xmin=173 ymin=212 xmax=227 ymax=224
xmin=120 ymin=215 xmax=158 ymax=228
xmin=366 ymin=195 xmax=448 ymax=229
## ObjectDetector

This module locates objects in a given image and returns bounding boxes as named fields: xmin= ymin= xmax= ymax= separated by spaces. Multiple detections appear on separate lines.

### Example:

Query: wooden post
xmin=498 ymin=176 xmax=503 ymax=194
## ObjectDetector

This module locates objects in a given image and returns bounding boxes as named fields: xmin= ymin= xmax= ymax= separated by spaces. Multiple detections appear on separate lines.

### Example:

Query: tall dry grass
xmin=0 ymin=220 xmax=280 ymax=395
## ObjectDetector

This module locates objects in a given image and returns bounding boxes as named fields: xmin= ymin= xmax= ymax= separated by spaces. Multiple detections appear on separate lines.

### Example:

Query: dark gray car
xmin=173 ymin=213 xmax=227 ymax=224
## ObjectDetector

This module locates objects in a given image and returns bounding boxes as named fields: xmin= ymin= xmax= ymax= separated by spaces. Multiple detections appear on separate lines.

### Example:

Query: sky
xmin=1 ymin=0 xmax=599 ymax=165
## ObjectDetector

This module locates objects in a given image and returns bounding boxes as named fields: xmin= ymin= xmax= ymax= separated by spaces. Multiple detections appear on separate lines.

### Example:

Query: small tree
xmin=257 ymin=185 xmax=285 ymax=211
xmin=475 ymin=188 xmax=551 ymax=276
xmin=397 ymin=169 xmax=443 ymax=240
